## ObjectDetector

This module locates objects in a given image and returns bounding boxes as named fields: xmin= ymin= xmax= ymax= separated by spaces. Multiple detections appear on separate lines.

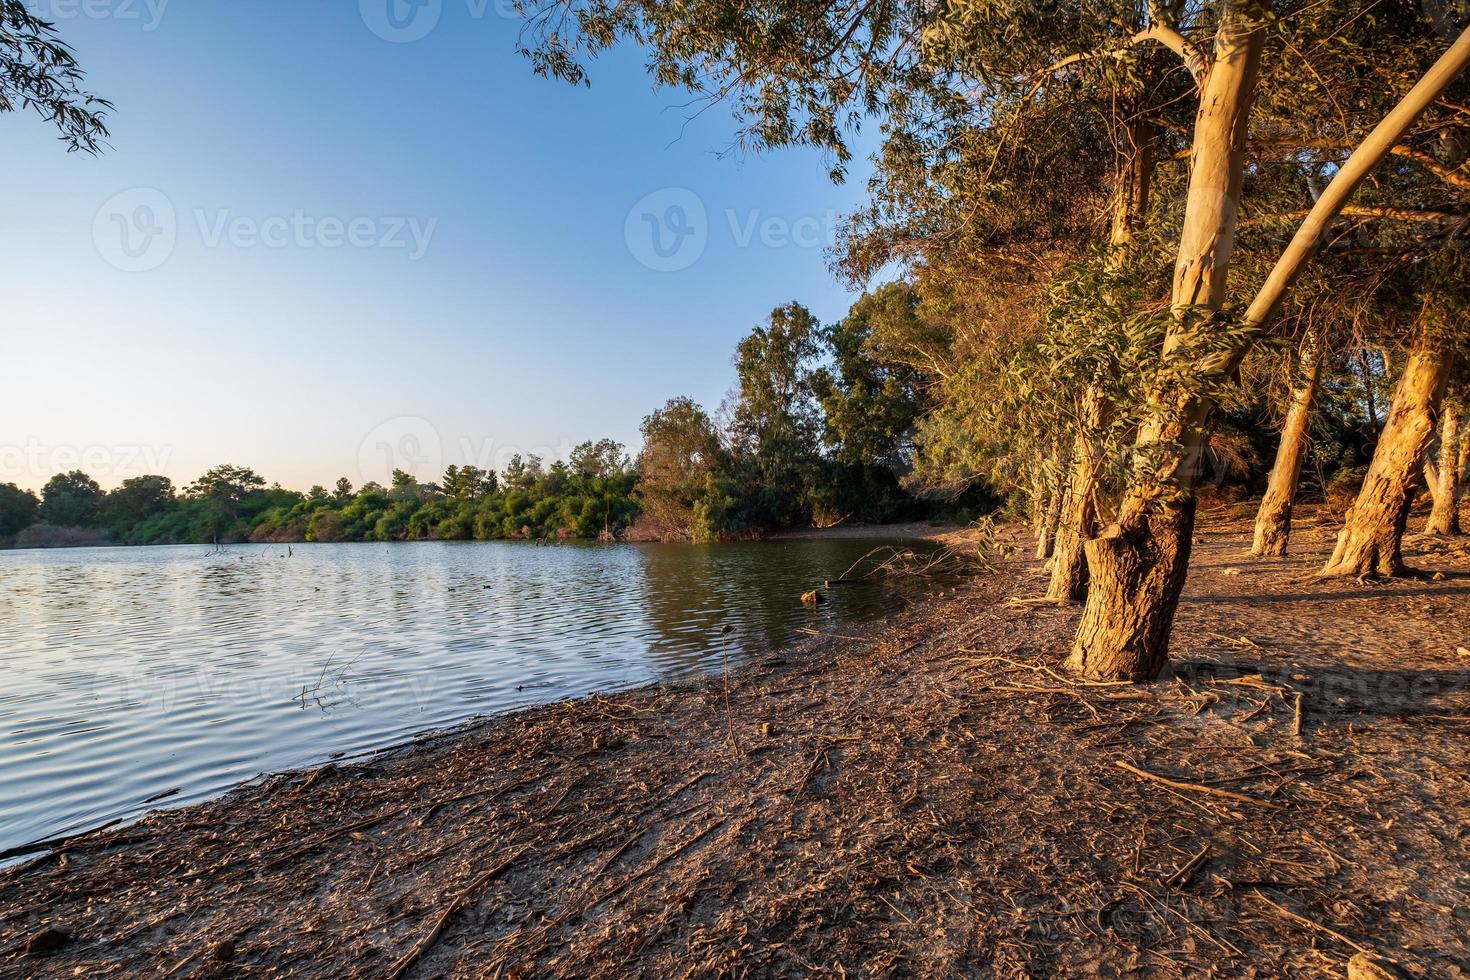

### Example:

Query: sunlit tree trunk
xmin=1251 ymin=331 xmax=1323 ymax=556
xmin=1048 ymin=389 xmax=1105 ymax=599
xmin=1067 ymin=4 xmax=1268 ymax=681
xmin=1423 ymin=402 xmax=1462 ymax=534
xmin=1036 ymin=484 xmax=1064 ymax=560
xmin=1049 ymin=120 xmax=1153 ymax=602
xmin=1459 ymin=431 xmax=1470 ymax=517
xmin=1323 ymin=337 xmax=1453 ymax=575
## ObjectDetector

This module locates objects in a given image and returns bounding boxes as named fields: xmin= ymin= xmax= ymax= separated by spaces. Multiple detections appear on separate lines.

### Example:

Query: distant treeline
xmin=0 ymin=298 xmax=990 ymax=549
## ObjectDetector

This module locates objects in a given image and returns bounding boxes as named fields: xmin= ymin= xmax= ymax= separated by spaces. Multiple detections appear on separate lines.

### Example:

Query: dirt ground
xmin=2 ymin=507 xmax=1468 ymax=978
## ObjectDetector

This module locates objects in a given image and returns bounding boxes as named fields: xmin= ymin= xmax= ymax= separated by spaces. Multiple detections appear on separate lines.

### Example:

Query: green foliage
xmin=728 ymin=302 xmax=826 ymax=526
xmin=810 ymin=284 xmax=926 ymax=470
xmin=0 ymin=1 xmax=112 ymax=152
xmin=39 ymin=470 xmax=103 ymax=527
xmin=99 ymin=475 xmax=175 ymax=529
xmin=634 ymin=396 xmax=729 ymax=540
xmin=440 ymin=464 xmax=497 ymax=498
xmin=0 ymin=482 xmax=39 ymax=537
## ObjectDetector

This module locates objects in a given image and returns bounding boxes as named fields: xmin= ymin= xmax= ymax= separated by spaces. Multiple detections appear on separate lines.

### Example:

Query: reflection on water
xmin=0 ymin=538 xmax=936 ymax=852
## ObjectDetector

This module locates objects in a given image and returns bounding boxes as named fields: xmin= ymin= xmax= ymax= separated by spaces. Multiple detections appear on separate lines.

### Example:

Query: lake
xmin=0 ymin=537 xmax=936 ymax=855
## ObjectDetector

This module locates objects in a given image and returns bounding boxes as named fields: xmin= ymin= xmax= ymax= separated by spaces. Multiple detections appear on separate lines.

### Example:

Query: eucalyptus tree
xmin=831 ymin=17 xmax=1170 ymax=559
xmin=1244 ymin=264 xmax=1406 ymax=557
xmin=804 ymin=285 xmax=930 ymax=521
xmin=1321 ymin=255 xmax=1470 ymax=574
xmin=1235 ymin=38 xmax=1470 ymax=558
xmin=636 ymin=396 xmax=728 ymax=540
xmin=0 ymin=1 xmax=110 ymax=151
xmin=727 ymin=302 xmax=826 ymax=525
xmin=1423 ymin=392 xmax=1465 ymax=534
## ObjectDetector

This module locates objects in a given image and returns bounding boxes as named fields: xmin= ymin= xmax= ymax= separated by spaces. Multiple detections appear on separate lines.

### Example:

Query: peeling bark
xmin=1459 ymin=431 xmax=1470 ymax=513
xmin=1323 ymin=340 xmax=1452 ymax=576
xmin=1251 ymin=333 xmax=1323 ymax=556
xmin=1066 ymin=497 xmax=1195 ymax=682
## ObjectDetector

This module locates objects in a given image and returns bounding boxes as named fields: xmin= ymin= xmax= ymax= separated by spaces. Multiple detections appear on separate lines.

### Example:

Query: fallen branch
xmin=1165 ymin=843 xmax=1212 ymax=889
xmin=1114 ymin=760 xmax=1281 ymax=807
xmin=1248 ymin=888 xmax=1368 ymax=953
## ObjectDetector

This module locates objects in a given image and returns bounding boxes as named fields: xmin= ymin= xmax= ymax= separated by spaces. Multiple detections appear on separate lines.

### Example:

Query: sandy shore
xmin=3 ymin=509 xmax=1469 ymax=977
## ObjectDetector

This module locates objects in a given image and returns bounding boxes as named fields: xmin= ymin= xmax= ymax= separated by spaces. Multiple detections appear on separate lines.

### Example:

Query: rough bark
xmin=1029 ymin=474 xmax=1048 ymax=554
xmin=1068 ymin=2 xmax=1268 ymax=680
xmin=1424 ymin=403 xmax=1462 ymax=534
xmin=1251 ymin=333 xmax=1323 ymax=556
xmin=1323 ymin=341 xmax=1452 ymax=576
xmin=1068 ymin=497 xmax=1196 ymax=681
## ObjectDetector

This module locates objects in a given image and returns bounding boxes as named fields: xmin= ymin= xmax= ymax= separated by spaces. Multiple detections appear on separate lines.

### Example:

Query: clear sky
xmin=1 ymin=0 xmax=878 ymax=493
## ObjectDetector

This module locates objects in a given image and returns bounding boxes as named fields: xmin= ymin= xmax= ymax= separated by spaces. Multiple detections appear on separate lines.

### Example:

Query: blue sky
xmin=1 ymin=0 xmax=879 ymax=492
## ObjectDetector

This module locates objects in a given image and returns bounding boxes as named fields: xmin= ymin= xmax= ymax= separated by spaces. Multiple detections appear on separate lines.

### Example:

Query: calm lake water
xmin=0 ymin=538 xmax=934 ymax=854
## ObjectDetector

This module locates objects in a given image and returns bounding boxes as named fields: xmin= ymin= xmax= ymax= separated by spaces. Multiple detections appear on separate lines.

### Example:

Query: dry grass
xmin=2 ymin=509 xmax=1469 ymax=978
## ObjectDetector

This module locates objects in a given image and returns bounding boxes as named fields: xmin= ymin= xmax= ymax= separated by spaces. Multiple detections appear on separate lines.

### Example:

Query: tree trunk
xmin=1048 ymin=389 xmax=1105 ymax=600
xmin=1458 ymin=429 xmax=1470 ymax=513
xmin=1251 ymin=332 xmax=1323 ymax=556
xmin=1069 ymin=496 xmax=1196 ymax=681
xmin=1030 ymin=473 xmax=1052 ymax=559
xmin=1424 ymin=403 xmax=1462 ymax=534
xmin=1360 ymin=350 xmax=1382 ymax=440
xmin=1323 ymin=340 xmax=1453 ymax=576
xmin=1067 ymin=2 xmax=1268 ymax=680
xmin=1036 ymin=482 xmax=1064 ymax=560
